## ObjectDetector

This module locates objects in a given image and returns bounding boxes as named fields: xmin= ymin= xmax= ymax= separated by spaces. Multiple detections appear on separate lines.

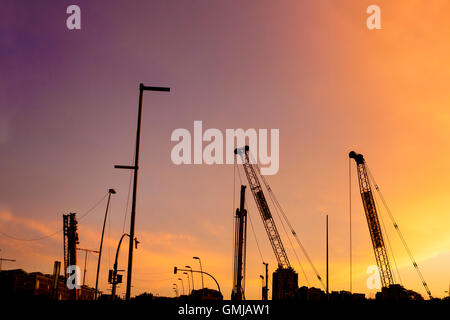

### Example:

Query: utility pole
xmin=349 ymin=158 xmax=352 ymax=294
xmin=115 ymin=83 xmax=170 ymax=300
xmin=77 ymin=248 xmax=99 ymax=286
xmin=95 ymin=188 xmax=116 ymax=299
xmin=326 ymin=214 xmax=329 ymax=297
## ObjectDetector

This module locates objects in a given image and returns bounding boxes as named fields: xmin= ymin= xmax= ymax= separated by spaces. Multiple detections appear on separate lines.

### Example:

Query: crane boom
xmin=349 ymin=151 xmax=394 ymax=288
xmin=235 ymin=146 xmax=290 ymax=269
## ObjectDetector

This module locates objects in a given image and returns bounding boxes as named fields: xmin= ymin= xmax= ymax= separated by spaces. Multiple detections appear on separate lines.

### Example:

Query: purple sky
xmin=1 ymin=1 xmax=449 ymax=299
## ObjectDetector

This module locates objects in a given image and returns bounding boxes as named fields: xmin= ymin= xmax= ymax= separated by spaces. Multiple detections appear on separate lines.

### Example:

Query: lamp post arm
xmin=112 ymin=233 xmax=130 ymax=298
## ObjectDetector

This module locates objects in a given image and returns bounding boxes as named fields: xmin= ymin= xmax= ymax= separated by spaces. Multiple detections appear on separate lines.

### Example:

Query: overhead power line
xmin=0 ymin=192 xmax=108 ymax=242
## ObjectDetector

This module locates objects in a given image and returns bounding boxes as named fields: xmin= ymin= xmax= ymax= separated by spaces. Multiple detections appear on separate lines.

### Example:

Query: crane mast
xmin=235 ymin=146 xmax=291 ymax=269
xmin=232 ymin=185 xmax=247 ymax=300
xmin=63 ymin=212 xmax=79 ymax=300
xmin=349 ymin=151 xmax=394 ymax=288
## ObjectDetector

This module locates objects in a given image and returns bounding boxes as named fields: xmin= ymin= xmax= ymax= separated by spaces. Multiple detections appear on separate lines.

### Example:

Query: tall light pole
xmin=193 ymin=257 xmax=204 ymax=289
xmin=183 ymin=272 xmax=191 ymax=294
xmin=185 ymin=265 xmax=194 ymax=291
xmin=95 ymin=188 xmax=116 ymax=299
xmin=178 ymin=278 xmax=185 ymax=295
xmin=115 ymin=83 xmax=170 ymax=300
xmin=77 ymin=248 xmax=99 ymax=286
xmin=326 ymin=214 xmax=329 ymax=297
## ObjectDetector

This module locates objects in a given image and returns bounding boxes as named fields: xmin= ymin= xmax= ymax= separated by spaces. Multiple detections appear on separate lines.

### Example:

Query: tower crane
xmin=349 ymin=151 xmax=432 ymax=299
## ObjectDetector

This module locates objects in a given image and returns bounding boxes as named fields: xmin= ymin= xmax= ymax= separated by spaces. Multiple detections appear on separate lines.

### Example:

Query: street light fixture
xmin=178 ymin=278 xmax=185 ymax=295
xmin=175 ymin=266 xmax=221 ymax=294
xmin=173 ymin=283 xmax=178 ymax=292
xmin=193 ymin=256 xmax=204 ymax=289
xmin=185 ymin=265 xmax=194 ymax=291
xmin=183 ymin=272 xmax=191 ymax=294
xmin=173 ymin=283 xmax=179 ymax=297
xmin=77 ymin=248 xmax=99 ymax=286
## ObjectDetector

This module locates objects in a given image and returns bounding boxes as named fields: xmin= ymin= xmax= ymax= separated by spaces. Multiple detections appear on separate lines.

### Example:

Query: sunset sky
xmin=1 ymin=0 xmax=449 ymax=299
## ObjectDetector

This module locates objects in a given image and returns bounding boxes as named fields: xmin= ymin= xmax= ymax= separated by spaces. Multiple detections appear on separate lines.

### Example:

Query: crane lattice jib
xmin=349 ymin=151 xmax=394 ymax=288
xmin=235 ymin=146 xmax=291 ymax=269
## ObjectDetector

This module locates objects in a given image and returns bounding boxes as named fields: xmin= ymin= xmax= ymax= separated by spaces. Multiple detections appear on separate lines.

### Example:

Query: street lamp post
xmin=95 ymin=188 xmax=116 ymax=299
xmin=183 ymin=272 xmax=191 ymax=294
xmin=115 ymin=83 xmax=170 ymax=300
xmin=185 ymin=265 xmax=194 ymax=291
xmin=111 ymin=233 xmax=138 ymax=298
xmin=173 ymin=283 xmax=178 ymax=297
xmin=77 ymin=248 xmax=99 ymax=286
xmin=193 ymin=257 xmax=204 ymax=289
xmin=175 ymin=267 xmax=221 ymax=294
xmin=178 ymin=278 xmax=185 ymax=295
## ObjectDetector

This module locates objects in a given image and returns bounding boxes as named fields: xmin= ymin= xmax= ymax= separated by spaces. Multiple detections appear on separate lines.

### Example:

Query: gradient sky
xmin=1 ymin=0 xmax=449 ymax=299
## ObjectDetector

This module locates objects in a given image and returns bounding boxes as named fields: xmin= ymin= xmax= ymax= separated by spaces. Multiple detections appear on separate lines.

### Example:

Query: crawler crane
xmin=349 ymin=151 xmax=432 ymax=299
xmin=235 ymin=146 xmax=300 ymax=299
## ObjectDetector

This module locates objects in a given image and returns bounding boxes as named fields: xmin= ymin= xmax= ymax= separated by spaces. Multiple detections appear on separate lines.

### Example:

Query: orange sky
xmin=0 ymin=0 xmax=449 ymax=299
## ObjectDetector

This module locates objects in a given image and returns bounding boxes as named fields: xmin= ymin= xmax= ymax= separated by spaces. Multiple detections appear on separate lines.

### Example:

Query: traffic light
xmin=116 ymin=274 xmax=123 ymax=284
xmin=108 ymin=270 xmax=113 ymax=283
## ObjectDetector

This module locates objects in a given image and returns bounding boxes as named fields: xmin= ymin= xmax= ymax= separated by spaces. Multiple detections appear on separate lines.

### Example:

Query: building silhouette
xmin=0 ymin=269 xmax=95 ymax=300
